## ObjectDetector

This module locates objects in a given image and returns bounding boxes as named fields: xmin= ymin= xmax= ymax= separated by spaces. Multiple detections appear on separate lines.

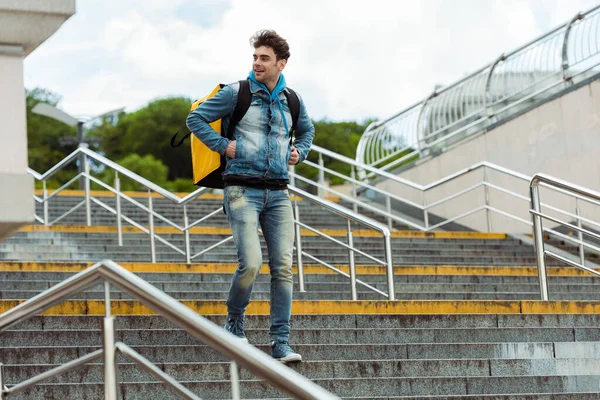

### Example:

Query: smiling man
xmin=186 ymin=30 xmax=315 ymax=363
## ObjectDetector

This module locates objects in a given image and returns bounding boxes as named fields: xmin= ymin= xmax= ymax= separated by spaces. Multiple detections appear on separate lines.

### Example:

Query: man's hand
xmin=288 ymin=146 xmax=300 ymax=165
xmin=225 ymin=140 xmax=236 ymax=158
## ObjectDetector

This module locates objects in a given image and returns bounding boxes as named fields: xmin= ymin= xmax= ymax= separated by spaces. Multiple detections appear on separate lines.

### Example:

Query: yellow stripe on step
xmin=34 ymin=189 xmax=224 ymax=199
xmin=1 ymin=299 xmax=600 ymax=315
xmin=19 ymin=225 xmax=506 ymax=239
xmin=32 ymin=189 xmax=341 ymax=202
xmin=17 ymin=224 xmax=371 ymax=237
xmin=390 ymin=231 xmax=506 ymax=239
xmin=0 ymin=262 xmax=599 ymax=277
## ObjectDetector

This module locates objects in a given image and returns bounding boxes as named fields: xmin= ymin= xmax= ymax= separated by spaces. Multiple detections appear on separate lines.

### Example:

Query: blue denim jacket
xmin=186 ymin=79 xmax=315 ymax=181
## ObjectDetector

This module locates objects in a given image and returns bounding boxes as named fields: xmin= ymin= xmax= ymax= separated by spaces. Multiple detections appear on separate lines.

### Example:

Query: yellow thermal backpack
xmin=171 ymin=79 xmax=300 ymax=188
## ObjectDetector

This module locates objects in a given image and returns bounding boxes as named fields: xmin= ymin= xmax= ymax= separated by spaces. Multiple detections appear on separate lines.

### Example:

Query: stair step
xmin=3 ymin=342 xmax=600 ymax=364
xmin=0 ymin=327 xmax=595 ymax=346
xmin=6 ymin=375 xmax=600 ymax=399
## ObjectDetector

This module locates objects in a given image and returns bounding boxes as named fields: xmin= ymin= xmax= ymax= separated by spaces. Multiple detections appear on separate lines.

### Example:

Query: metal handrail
xmin=28 ymin=146 xmax=396 ymax=299
xmin=355 ymin=4 xmax=600 ymax=171
xmin=358 ymin=63 xmax=581 ymax=175
xmin=312 ymin=144 xmax=423 ymax=190
xmin=289 ymin=186 xmax=389 ymax=234
xmin=289 ymin=186 xmax=395 ymax=299
xmin=312 ymin=145 xmax=532 ymax=191
xmin=305 ymin=148 xmax=600 ymax=259
xmin=0 ymin=260 xmax=339 ymax=399
xmin=27 ymin=142 xmax=533 ymax=287
xmin=297 ymin=147 xmax=534 ymax=232
xmin=32 ymin=143 xmax=533 ymax=240
xmin=368 ymin=11 xmax=583 ymax=131
xmin=28 ymin=146 xmax=211 ymax=205
xmin=530 ymin=173 xmax=600 ymax=301
xmin=37 ymin=145 xmax=600 ymax=301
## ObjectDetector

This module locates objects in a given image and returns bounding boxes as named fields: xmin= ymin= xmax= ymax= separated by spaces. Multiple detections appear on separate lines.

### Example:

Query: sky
xmin=23 ymin=0 xmax=600 ymax=123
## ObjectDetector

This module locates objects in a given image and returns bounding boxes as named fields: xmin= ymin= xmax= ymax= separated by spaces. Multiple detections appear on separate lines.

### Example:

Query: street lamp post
xmin=32 ymin=103 xmax=87 ymax=189
xmin=32 ymin=103 xmax=119 ymax=189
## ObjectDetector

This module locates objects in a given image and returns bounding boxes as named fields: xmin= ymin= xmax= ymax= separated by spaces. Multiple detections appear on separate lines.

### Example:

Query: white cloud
xmin=23 ymin=0 xmax=600 ymax=122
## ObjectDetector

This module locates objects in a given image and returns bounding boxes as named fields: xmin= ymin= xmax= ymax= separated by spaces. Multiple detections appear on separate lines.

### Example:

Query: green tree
xmin=89 ymin=97 xmax=192 ymax=181
xmin=90 ymin=98 xmax=377 ymax=189
xmin=165 ymin=178 xmax=200 ymax=193
xmin=296 ymin=120 xmax=370 ymax=186
xmin=27 ymin=87 xmax=411 ymax=194
xmin=26 ymin=88 xmax=78 ymax=187
xmin=99 ymin=154 xmax=169 ymax=191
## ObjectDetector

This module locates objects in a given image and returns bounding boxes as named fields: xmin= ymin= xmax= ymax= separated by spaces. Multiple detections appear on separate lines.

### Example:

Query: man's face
xmin=253 ymin=46 xmax=286 ymax=84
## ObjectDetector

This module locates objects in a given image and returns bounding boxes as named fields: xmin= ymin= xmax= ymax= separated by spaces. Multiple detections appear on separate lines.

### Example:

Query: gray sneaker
xmin=271 ymin=339 xmax=302 ymax=363
xmin=225 ymin=316 xmax=248 ymax=343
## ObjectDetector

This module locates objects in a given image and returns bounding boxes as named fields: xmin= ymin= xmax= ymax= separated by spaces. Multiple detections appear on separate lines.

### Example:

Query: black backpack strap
xmin=284 ymin=88 xmax=300 ymax=142
xmin=226 ymin=80 xmax=252 ymax=139
xmin=170 ymin=130 xmax=192 ymax=148
xmin=171 ymin=80 xmax=251 ymax=147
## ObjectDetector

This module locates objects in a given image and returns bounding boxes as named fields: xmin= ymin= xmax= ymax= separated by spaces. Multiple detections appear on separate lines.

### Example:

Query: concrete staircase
xmin=6 ymin=193 xmax=554 ymax=266
xmin=1 ymin=262 xmax=600 ymax=301
xmin=1 ymin=228 xmax=541 ymax=266
xmin=3 ymin=309 xmax=600 ymax=399
xmin=2 ymin=192 xmax=600 ymax=398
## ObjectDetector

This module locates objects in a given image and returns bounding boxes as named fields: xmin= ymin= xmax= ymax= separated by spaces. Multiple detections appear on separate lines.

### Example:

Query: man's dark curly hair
xmin=250 ymin=30 xmax=290 ymax=61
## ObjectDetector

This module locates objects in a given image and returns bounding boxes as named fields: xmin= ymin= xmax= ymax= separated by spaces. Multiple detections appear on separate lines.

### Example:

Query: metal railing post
xmin=385 ymin=185 xmax=393 ymax=230
xmin=483 ymin=168 xmax=492 ymax=232
xmin=115 ymin=172 xmax=123 ymax=247
xmin=576 ymin=198 xmax=585 ymax=266
xmin=483 ymin=53 xmax=506 ymax=118
xmin=383 ymin=234 xmax=395 ymax=300
xmin=294 ymin=197 xmax=305 ymax=293
xmin=148 ymin=190 xmax=156 ymax=264
xmin=184 ymin=205 xmax=191 ymax=264
xmin=416 ymin=90 xmax=438 ymax=158
xmin=423 ymin=193 xmax=429 ymax=230
xmin=350 ymin=166 xmax=358 ymax=214
xmin=289 ymin=164 xmax=296 ymax=187
xmin=230 ymin=361 xmax=241 ymax=400
xmin=0 ymin=363 xmax=5 ymax=399
xmin=84 ymin=152 xmax=92 ymax=227
xmin=530 ymin=184 xmax=549 ymax=301
xmin=103 ymin=282 xmax=119 ymax=400
xmin=43 ymin=180 xmax=49 ymax=226
xmin=318 ymin=153 xmax=325 ymax=198
xmin=562 ymin=13 xmax=584 ymax=82
xmin=347 ymin=220 xmax=357 ymax=300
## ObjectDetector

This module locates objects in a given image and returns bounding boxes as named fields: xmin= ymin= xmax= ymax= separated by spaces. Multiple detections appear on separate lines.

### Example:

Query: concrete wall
xmin=0 ymin=0 xmax=75 ymax=241
xmin=0 ymin=53 xmax=33 ymax=241
xmin=379 ymin=78 xmax=600 ymax=233
xmin=0 ymin=0 xmax=77 ymax=56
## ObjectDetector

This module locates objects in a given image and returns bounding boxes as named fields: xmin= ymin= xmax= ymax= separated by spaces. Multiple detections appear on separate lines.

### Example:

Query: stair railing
xmin=530 ymin=174 xmax=600 ymax=300
xmin=0 ymin=260 xmax=339 ymax=400
xmin=354 ymin=5 xmax=600 ymax=174
xmin=297 ymin=145 xmax=535 ymax=232
xmin=31 ymin=145 xmax=600 ymax=300
xmin=289 ymin=186 xmax=395 ymax=300
xmin=28 ymin=145 xmax=396 ymax=299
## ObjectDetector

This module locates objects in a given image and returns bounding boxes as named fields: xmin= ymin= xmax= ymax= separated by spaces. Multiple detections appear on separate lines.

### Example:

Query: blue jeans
xmin=223 ymin=186 xmax=295 ymax=342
